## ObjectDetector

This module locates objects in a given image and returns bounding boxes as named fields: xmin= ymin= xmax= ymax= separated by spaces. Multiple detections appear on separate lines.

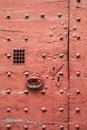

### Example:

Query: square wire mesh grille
xmin=13 ymin=49 xmax=25 ymax=64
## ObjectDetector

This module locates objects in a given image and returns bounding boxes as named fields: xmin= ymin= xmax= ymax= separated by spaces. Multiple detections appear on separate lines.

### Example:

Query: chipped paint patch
xmin=2 ymin=118 xmax=23 ymax=123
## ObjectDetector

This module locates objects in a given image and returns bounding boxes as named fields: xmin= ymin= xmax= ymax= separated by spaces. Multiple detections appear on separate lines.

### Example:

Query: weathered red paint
xmin=0 ymin=0 xmax=87 ymax=130
xmin=0 ymin=0 xmax=69 ymax=130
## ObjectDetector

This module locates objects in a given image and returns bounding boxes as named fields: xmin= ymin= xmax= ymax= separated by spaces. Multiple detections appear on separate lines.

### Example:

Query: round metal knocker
xmin=26 ymin=76 xmax=43 ymax=90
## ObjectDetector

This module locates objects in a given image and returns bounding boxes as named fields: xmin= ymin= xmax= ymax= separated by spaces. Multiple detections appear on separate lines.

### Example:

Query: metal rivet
xmin=24 ymin=108 xmax=28 ymax=112
xmin=77 ymin=35 xmax=80 ymax=40
xmin=25 ymin=14 xmax=29 ymax=19
xmin=6 ymin=37 xmax=11 ymax=41
xmin=72 ymin=26 xmax=77 ymax=30
xmin=6 ymin=14 xmax=11 ymax=19
xmin=75 ymin=125 xmax=80 ymax=129
xmin=6 ymin=89 xmax=11 ymax=94
xmin=76 ymin=72 xmax=80 ymax=76
xmin=75 ymin=107 xmax=80 ymax=113
xmin=76 ymin=89 xmax=80 ymax=94
xmin=59 ymin=36 xmax=63 ymax=40
xmin=76 ymin=0 xmax=81 ymax=3
xmin=41 ymin=107 xmax=46 ymax=112
xmin=76 ymin=17 xmax=81 ymax=22
xmin=59 ymin=72 xmax=63 ymax=76
xmin=24 ymin=90 xmax=29 ymax=94
xmin=58 ymin=13 xmax=62 ymax=17
xmin=63 ymin=25 xmax=67 ymax=29
xmin=59 ymin=53 xmax=64 ymax=58
xmin=24 ymin=125 xmax=28 ymax=129
xmin=59 ymin=107 xmax=64 ymax=112
xmin=60 ymin=125 xmax=64 ymax=129
xmin=49 ymin=32 xmax=53 ymax=37
xmin=24 ymin=37 xmax=28 ymax=41
xmin=24 ymin=72 xmax=29 ymax=76
xmin=60 ymin=89 xmax=64 ymax=94
xmin=40 ymin=13 xmax=45 ymax=18
xmin=42 ymin=125 xmax=46 ymax=130
xmin=6 ymin=124 xmax=11 ymax=129
xmin=76 ymin=53 xmax=80 ymax=58
xmin=6 ymin=54 xmax=11 ymax=58
xmin=42 ymin=54 xmax=46 ymax=58
xmin=6 ymin=108 xmax=11 ymax=112
xmin=7 ymin=72 xmax=11 ymax=77
xmin=41 ymin=90 xmax=46 ymax=95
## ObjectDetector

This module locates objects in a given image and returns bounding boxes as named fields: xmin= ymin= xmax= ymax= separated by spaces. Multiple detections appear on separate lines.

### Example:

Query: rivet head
xmin=60 ymin=89 xmax=64 ymax=94
xmin=59 ymin=36 xmax=63 ymax=40
xmin=63 ymin=25 xmax=67 ymax=29
xmin=24 ymin=37 xmax=28 ymax=41
xmin=72 ymin=26 xmax=77 ymax=30
xmin=42 ymin=125 xmax=46 ymax=130
xmin=6 ymin=108 xmax=11 ymax=112
xmin=59 ymin=53 xmax=64 ymax=58
xmin=6 ymin=124 xmax=11 ymax=129
xmin=75 ymin=125 xmax=80 ymax=129
xmin=49 ymin=32 xmax=53 ymax=37
xmin=41 ymin=107 xmax=46 ymax=112
xmin=24 ymin=90 xmax=29 ymax=94
xmin=24 ymin=71 xmax=29 ymax=76
xmin=40 ymin=13 xmax=45 ymax=18
xmin=76 ymin=72 xmax=80 ymax=76
xmin=77 ymin=35 xmax=80 ymax=40
xmin=60 ymin=125 xmax=64 ymax=129
xmin=76 ymin=17 xmax=81 ymax=22
xmin=6 ymin=37 xmax=11 ymax=41
xmin=25 ymin=14 xmax=29 ymax=19
xmin=76 ymin=0 xmax=81 ymax=3
xmin=76 ymin=53 xmax=80 ymax=58
xmin=76 ymin=89 xmax=80 ymax=94
xmin=6 ymin=14 xmax=11 ymax=19
xmin=59 ymin=72 xmax=63 ymax=76
xmin=7 ymin=72 xmax=11 ymax=77
xmin=24 ymin=108 xmax=28 ymax=112
xmin=58 ymin=13 xmax=62 ymax=17
xmin=6 ymin=89 xmax=11 ymax=94
xmin=7 ymin=54 xmax=11 ymax=58
xmin=59 ymin=107 xmax=64 ymax=112
xmin=41 ymin=90 xmax=46 ymax=95
xmin=75 ymin=107 xmax=80 ymax=113
xmin=24 ymin=125 xmax=28 ymax=129
xmin=42 ymin=54 xmax=46 ymax=58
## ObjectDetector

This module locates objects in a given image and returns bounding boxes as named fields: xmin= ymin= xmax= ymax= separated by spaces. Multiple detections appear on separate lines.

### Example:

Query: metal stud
xmin=7 ymin=72 xmax=11 ymax=77
xmin=75 ymin=125 xmax=80 ymax=129
xmin=24 ymin=125 xmax=28 ymax=129
xmin=6 ymin=54 xmax=11 ymax=58
xmin=40 ymin=13 xmax=45 ymax=18
xmin=6 ymin=14 xmax=11 ymax=19
xmin=59 ymin=36 xmax=63 ymax=40
xmin=25 ymin=14 xmax=29 ymax=19
xmin=24 ymin=71 xmax=29 ymax=76
xmin=76 ymin=17 xmax=81 ymax=22
xmin=76 ymin=0 xmax=81 ymax=3
xmin=60 ymin=89 xmax=64 ymax=94
xmin=6 ymin=89 xmax=11 ymax=94
xmin=6 ymin=108 xmax=11 ymax=112
xmin=59 ymin=53 xmax=64 ymax=58
xmin=41 ymin=107 xmax=46 ymax=112
xmin=77 ymin=35 xmax=80 ymax=40
xmin=6 ymin=37 xmax=11 ymax=41
xmin=6 ymin=124 xmax=11 ymax=129
xmin=76 ymin=53 xmax=80 ymax=58
xmin=76 ymin=89 xmax=80 ymax=94
xmin=42 ymin=54 xmax=46 ymax=58
xmin=24 ymin=108 xmax=28 ymax=112
xmin=75 ymin=107 xmax=80 ymax=113
xmin=41 ymin=90 xmax=46 ymax=95
xmin=42 ymin=125 xmax=46 ymax=130
xmin=24 ymin=36 xmax=28 ymax=41
xmin=24 ymin=90 xmax=29 ymax=94
xmin=59 ymin=107 xmax=64 ymax=112
xmin=58 ymin=13 xmax=62 ymax=17
xmin=63 ymin=25 xmax=67 ymax=30
xmin=59 ymin=71 xmax=63 ymax=76
xmin=76 ymin=72 xmax=80 ymax=77
xmin=60 ymin=125 xmax=64 ymax=129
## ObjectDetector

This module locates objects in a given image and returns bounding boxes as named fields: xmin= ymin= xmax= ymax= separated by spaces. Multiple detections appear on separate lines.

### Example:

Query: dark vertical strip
xmin=67 ymin=0 xmax=70 ymax=130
